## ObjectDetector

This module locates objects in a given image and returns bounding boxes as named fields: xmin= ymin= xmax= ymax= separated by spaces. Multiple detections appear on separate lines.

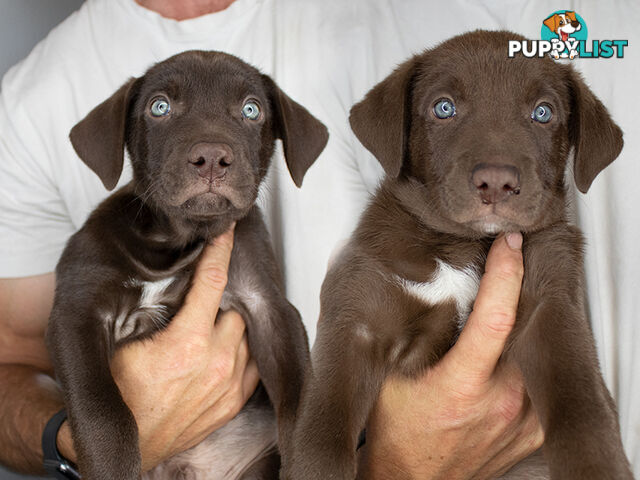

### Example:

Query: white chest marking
xmin=397 ymin=259 xmax=480 ymax=328
xmin=138 ymin=277 xmax=175 ymax=309
xmin=108 ymin=277 xmax=175 ymax=341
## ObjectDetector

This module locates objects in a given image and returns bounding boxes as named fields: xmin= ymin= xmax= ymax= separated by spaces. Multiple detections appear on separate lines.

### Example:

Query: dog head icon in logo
xmin=543 ymin=11 xmax=581 ymax=42
xmin=542 ymin=10 xmax=588 ymax=59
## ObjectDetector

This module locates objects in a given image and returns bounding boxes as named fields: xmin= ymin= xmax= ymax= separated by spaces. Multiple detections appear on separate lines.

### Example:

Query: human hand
xmin=58 ymin=226 xmax=260 ymax=471
xmin=359 ymin=232 xmax=543 ymax=480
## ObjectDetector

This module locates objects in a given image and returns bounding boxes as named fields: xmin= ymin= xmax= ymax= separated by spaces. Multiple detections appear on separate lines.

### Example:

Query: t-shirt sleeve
xmin=0 ymin=86 xmax=75 ymax=278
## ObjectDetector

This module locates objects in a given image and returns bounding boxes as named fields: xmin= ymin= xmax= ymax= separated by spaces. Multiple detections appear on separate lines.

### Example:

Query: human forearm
xmin=0 ymin=364 xmax=68 ymax=474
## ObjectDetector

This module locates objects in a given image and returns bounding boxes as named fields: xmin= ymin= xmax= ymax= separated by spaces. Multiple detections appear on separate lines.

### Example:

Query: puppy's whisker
xmin=133 ymin=180 xmax=162 ymax=222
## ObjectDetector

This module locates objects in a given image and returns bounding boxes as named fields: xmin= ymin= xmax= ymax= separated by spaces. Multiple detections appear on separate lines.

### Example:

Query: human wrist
xmin=55 ymin=419 xmax=77 ymax=464
xmin=42 ymin=409 xmax=80 ymax=479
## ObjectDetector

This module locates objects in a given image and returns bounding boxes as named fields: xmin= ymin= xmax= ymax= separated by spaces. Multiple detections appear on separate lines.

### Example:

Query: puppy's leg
xmin=284 ymin=318 xmax=386 ymax=480
xmin=243 ymin=300 xmax=309 ymax=466
xmin=509 ymin=299 xmax=633 ymax=480
xmin=47 ymin=310 xmax=141 ymax=480
xmin=229 ymin=210 xmax=311 ymax=467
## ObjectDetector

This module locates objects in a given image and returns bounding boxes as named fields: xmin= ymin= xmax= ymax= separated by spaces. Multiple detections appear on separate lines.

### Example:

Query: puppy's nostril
xmin=479 ymin=182 xmax=489 ymax=191
xmin=189 ymin=143 xmax=234 ymax=179
xmin=502 ymin=184 xmax=520 ymax=195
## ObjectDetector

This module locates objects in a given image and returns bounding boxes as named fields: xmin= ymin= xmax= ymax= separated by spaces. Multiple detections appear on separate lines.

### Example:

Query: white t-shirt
xmin=1 ymin=0 xmax=638 ymax=473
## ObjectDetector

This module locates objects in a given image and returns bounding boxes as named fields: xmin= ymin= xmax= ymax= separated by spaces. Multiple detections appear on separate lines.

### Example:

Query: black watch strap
xmin=42 ymin=409 xmax=81 ymax=479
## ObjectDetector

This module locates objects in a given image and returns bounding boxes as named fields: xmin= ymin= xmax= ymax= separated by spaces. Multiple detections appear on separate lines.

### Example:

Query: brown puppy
xmin=46 ymin=51 xmax=328 ymax=479
xmin=286 ymin=31 xmax=632 ymax=479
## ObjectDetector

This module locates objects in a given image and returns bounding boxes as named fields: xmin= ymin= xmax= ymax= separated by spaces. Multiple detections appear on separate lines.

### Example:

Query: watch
xmin=42 ymin=409 xmax=81 ymax=479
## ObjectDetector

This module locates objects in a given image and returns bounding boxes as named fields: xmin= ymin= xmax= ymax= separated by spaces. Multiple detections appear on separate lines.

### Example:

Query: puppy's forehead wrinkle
xmin=415 ymin=68 xmax=467 ymax=99
xmin=525 ymin=79 xmax=565 ymax=104
xmin=140 ymin=56 xmax=267 ymax=111
xmin=415 ymin=46 xmax=562 ymax=110
xmin=140 ymin=75 xmax=265 ymax=109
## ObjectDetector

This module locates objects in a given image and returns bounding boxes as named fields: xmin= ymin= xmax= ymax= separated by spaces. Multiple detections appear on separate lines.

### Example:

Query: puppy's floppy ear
xmin=349 ymin=58 xmax=415 ymax=178
xmin=262 ymin=75 xmax=329 ymax=188
xmin=69 ymin=78 xmax=137 ymax=191
xmin=566 ymin=11 xmax=578 ymax=22
xmin=567 ymin=70 xmax=623 ymax=193
xmin=543 ymin=14 xmax=559 ymax=33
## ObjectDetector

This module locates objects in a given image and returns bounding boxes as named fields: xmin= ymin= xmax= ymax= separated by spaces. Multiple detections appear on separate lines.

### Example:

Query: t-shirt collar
xmin=117 ymin=0 xmax=265 ymax=42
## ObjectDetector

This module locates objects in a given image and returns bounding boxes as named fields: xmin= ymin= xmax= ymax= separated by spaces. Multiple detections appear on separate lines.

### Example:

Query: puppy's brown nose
xmin=471 ymin=164 xmax=521 ymax=204
xmin=188 ymin=143 xmax=233 ymax=180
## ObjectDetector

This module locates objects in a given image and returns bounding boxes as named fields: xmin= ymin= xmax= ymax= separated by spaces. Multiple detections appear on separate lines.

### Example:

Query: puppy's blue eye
xmin=242 ymin=101 xmax=260 ymax=120
xmin=434 ymin=99 xmax=456 ymax=119
xmin=150 ymin=98 xmax=171 ymax=117
xmin=532 ymin=104 xmax=552 ymax=123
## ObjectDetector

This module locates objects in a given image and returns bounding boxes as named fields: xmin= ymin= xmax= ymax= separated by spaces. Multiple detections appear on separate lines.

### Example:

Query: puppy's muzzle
xmin=188 ymin=142 xmax=233 ymax=181
xmin=471 ymin=163 xmax=521 ymax=205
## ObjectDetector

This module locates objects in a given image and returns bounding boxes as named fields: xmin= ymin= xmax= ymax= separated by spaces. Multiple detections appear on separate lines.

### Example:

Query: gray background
xmin=0 ymin=1 xmax=84 ymax=478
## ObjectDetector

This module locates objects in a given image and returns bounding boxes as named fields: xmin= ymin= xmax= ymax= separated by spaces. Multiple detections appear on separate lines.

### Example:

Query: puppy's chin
xmin=421 ymin=205 xmax=541 ymax=239
xmin=164 ymin=183 xmax=257 ymax=219
xmin=180 ymin=192 xmax=233 ymax=219
xmin=387 ymin=178 xmax=554 ymax=238
xmin=465 ymin=215 xmax=526 ymax=235
xmin=443 ymin=193 xmax=551 ymax=236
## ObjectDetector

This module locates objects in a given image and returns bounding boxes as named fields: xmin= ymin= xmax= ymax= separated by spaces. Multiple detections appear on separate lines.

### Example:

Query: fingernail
xmin=506 ymin=232 xmax=523 ymax=250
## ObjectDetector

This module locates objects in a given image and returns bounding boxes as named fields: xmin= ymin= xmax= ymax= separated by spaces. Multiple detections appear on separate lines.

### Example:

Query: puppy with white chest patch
xmin=285 ymin=31 xmax=632 ymax=480
xmin=46 ymin=50 xmax=328 ymax=480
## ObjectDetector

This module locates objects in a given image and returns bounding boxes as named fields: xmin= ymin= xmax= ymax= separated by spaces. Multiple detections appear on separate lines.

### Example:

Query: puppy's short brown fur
xmin=46 ymin=51 xmax=328 ymax=479
xmin=285 ymin=31 xmax=632 ymax=479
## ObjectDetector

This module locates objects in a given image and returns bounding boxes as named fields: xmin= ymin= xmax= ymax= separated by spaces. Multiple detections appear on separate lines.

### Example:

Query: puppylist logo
xmin=508 ymin=10 xmax=628 ymax=60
